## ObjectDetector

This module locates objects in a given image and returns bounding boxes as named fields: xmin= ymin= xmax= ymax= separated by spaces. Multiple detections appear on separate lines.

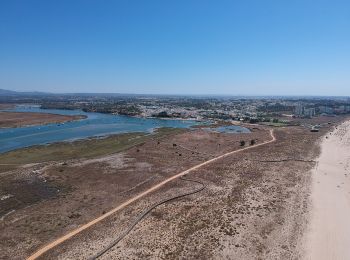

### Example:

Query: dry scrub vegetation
xmin=0 ymin=116 xmax=346 ymax=259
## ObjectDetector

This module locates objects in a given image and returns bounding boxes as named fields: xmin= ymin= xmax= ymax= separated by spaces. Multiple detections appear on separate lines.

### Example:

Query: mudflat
xmin=0 ymin=111 xmax=86 ymax=128
xmin=305 ymin=120 xmax=350 ymax=260
xmin=0 ymin=104 xmax=15 ymax=110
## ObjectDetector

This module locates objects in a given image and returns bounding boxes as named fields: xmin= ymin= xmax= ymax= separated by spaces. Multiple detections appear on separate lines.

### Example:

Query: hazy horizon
xmin=3 ymin=88 xmax=350 ymax=99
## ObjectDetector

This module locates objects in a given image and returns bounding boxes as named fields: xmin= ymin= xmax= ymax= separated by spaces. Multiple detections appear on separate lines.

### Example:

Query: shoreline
xmin=0 ymin=107 xmax=198 ymax=154
xmin=0 ymin=127 xmax=184 ymax=156
xmin=304 ymin=119 xmax=350 ymax=259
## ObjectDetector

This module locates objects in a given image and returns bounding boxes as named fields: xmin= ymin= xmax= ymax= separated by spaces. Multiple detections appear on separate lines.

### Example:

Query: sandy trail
xmin=305 ymin=121 xmax=350 ymax=260
xmin=27 ymin=129 xmax=275 ymax=260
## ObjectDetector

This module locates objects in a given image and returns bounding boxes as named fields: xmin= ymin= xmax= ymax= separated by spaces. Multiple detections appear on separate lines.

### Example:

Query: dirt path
xmin=305 ymin=121 xmax=350 ymax=259
xmin=27 ymin=129 xmax=276 ymax=260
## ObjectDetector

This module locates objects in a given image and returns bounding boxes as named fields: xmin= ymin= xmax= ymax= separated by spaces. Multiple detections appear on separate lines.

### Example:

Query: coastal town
xmin=2 ymin=91 xmax=350 ymax=124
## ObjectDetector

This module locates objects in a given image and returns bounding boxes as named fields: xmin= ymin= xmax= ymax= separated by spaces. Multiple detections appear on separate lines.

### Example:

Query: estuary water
xmin=0 ymin=105 xmax=196 ymax=153
xmin=205 ymin=125 xmax=250 ymax=134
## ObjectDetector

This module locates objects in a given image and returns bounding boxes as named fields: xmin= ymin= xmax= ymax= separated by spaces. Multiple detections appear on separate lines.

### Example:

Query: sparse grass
xmin=0 ymin=127 xmax=187 ymax=172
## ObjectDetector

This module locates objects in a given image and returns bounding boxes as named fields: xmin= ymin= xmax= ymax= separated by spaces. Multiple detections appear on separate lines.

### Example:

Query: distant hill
xmin=0 ymin=89 xmax=50 ymax=96
xmin=0 ymin=89 xmax=18 ymax=95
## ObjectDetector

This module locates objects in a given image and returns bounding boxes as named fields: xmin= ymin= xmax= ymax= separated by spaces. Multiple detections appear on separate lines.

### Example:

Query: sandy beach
xmin=305 ymin=120 xmax=350 ymax=260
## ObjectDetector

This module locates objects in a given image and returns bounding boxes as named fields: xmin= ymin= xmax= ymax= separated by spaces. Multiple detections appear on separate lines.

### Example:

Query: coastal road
xmin=27 ymin=129 xmax=276 ymax=260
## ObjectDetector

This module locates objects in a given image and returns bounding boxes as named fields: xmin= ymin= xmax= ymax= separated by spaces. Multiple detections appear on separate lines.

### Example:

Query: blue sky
xmin=0 ymin=0 xmax=349 ymax=95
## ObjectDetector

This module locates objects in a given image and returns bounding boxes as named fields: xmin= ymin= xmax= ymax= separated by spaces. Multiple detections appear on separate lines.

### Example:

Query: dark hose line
xmin=89 ymin=176 xmax=205 ymax=260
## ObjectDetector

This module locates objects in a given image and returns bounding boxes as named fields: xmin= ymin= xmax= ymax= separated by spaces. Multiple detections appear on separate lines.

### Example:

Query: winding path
xmin=27 ymin=129 xmax=276 ymax=260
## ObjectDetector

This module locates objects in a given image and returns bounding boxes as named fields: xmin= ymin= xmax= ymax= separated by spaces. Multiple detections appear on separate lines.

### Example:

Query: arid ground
xmin=0 ymin=111 xmax=86 ymax=128
xmin=0 ymin=117 xmax=347 ymax=260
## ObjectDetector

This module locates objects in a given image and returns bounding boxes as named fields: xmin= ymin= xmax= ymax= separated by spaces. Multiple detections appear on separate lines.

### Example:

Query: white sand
xmin=305 ymin=120 xmax=350 ymax=260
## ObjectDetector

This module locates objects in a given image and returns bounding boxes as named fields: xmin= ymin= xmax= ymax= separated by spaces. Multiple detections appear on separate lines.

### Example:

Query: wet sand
xmin=305 ymin=120 xmax=350 ymax=259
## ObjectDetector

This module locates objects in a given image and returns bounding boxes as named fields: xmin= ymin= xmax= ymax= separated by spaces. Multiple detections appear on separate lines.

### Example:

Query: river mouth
xmin=0 ymin=105 xmax=197 ymax=153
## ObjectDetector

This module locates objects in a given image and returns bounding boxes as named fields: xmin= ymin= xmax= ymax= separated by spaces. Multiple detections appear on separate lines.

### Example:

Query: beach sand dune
xmin=305 ymin=120 xmax=350 ymax=260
